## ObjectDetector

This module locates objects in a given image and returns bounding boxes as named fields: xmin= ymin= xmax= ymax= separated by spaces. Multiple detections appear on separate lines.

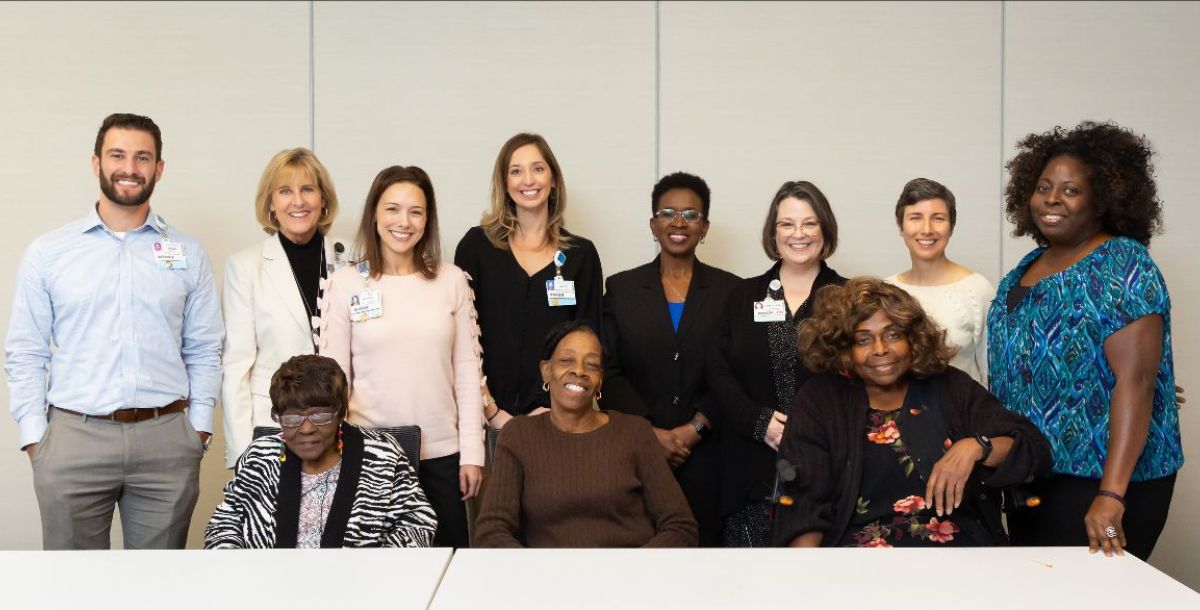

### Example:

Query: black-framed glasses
xmin=653 ymin=208 xmax=705 ymax=224
xmin=275 ymin=409 xmax=337 ymax=429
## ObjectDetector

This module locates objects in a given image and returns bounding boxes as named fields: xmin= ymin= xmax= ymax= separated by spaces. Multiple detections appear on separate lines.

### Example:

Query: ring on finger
xmin=1103 ymin=525 xmax=1119 ymax=539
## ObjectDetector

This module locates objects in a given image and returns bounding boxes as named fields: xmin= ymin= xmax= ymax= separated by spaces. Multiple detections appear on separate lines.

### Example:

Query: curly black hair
xmin=651 ymin=171 xmax=711 ymax=219
xmin=1004 ymin=120 xmax=1162 ymax=246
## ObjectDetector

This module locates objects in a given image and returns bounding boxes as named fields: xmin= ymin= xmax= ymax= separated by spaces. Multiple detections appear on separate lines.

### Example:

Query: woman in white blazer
xmin=221 ymin=148 xmax=349 ymax=468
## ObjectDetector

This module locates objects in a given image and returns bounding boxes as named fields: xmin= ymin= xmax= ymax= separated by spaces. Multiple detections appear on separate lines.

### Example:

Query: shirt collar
xmin=78 ymin=202 xmax=165 ymax=236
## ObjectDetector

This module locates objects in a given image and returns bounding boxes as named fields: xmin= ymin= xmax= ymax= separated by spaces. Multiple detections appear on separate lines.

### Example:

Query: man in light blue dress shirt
xmin=5 ymin=113 xmax=224 ymax=549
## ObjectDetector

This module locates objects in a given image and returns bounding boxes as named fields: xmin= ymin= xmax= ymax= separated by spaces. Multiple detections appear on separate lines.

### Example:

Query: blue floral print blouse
xmin=987 ymin=237 xmax=1182 ymax=481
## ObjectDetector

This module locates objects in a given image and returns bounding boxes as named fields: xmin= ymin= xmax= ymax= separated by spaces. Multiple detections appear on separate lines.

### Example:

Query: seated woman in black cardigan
xmin=772 ymin=278 xmax=1051 ymax=547
xmin=205 ymin=355 xmax=437 ymax=548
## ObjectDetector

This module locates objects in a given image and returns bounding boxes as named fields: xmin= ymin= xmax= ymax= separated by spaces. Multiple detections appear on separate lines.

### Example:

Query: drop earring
xmin=337 ymin=422 xmax=344 ymax=456
xmin=278 ymin=432 xmax=287 ymax=462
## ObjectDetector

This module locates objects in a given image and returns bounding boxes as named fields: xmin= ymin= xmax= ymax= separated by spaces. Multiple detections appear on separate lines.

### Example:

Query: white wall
xmin=0 ymin=0 xmax=1195 ymax=592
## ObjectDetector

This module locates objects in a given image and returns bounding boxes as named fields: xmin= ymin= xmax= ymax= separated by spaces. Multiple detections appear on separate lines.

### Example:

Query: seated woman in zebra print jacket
xmin=205 ymin=355 xmax=437 ymax=548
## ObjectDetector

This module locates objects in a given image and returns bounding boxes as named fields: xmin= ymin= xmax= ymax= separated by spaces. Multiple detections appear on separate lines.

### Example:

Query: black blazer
xmin=707 ymin=260 xmax=845 ymax=516
xmin=600 ymin=257 xmax=740 ymax=429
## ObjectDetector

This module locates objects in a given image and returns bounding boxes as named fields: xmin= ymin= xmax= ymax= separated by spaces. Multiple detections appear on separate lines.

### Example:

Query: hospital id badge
xmin=753 ymin=297 xmax=786 ymax=323
xmin=546 ymin=277 xmax=577 ymax=307
xmin=152 ymin=239 xmax=187 ymax=270
xmin=349 ymin=289 xmax=382 ymax=323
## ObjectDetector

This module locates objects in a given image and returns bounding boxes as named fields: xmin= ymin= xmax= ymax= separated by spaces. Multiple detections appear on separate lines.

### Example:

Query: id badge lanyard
xmin=546 ymin=250 xmax=577 ymax=307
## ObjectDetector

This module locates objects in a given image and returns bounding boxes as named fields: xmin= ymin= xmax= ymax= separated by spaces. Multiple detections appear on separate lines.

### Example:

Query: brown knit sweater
xmin=473 ymin=410 xmax=698 ymax=548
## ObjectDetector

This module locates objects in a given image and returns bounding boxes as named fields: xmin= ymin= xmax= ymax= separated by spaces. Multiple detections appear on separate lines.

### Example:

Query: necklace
xmin=661 ymin=274 xmax=689 ymax=302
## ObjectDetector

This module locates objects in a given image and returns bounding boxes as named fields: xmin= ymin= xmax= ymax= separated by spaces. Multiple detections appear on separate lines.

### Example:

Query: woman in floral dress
xmin=771 ymin=278 xmax=1051 ymax=548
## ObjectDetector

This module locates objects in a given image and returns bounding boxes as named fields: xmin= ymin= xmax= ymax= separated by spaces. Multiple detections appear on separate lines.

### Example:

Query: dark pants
xmin=419 ymin=452 xmax=470 ymax=548
xmin=677 ymin=439 xmax=722 ymax=547
xmin=1008 ymin=473 xmax=1176 ymax=561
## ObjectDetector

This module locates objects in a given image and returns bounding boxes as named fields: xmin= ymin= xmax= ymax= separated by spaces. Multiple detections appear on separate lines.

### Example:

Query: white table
xmin=430 ymin=547 xmax=1199 ymax=610
xmin=0 ymin=547 xmax=452 ymax=610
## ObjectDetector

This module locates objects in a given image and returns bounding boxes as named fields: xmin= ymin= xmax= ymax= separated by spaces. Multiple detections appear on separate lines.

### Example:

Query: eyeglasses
xmin=776 ymin=220 xmax=821 ymax=236
xmin=275 ymin=409 xmax=337 ymax=429
xmin=653 ymin=208 xmax=705 ymax=224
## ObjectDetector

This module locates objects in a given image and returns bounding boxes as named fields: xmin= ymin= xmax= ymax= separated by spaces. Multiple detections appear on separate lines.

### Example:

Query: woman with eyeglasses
xmin=708 ymin=180 xmax=846 ymax=546
xmin=600 ymin=172 xmax=740 ymax=546
xmin=205 ymin=355 xmax=437 ymax=548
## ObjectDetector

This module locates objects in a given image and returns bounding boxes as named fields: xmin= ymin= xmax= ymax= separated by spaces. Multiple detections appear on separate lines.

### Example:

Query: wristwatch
xmin=689 ymin=418 xmax=711 ymax=440
xmin=974 ymin=434 xmax=993 ymax=463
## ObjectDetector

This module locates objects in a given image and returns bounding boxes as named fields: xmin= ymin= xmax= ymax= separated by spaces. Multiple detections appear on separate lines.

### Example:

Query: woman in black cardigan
xmin=772 ymin=279 xmax=1051 ymax=547
xmin=707 ymin=181 xmax=845 ymax=547
xmin=601 ymin=172 xmax=740 ymax=546
xmin=455 ymin=133 xmax=604 ymax=427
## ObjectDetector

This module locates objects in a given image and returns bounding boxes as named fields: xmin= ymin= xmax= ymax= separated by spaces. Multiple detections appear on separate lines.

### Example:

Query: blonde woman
xmin=221 ymin=148 xmax=348 ymax=468
xmin=454 ymin=133 xmax=604 ymax=428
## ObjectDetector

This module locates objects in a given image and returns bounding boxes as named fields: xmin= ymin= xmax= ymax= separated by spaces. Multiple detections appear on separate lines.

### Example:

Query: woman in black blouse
xmin=601 ymin=172 xmax=740 ymax=546
xmin=708 ymin=180 xmax=845 ymax=547
xmin=454 ymin=133 xmax=603 ymax=428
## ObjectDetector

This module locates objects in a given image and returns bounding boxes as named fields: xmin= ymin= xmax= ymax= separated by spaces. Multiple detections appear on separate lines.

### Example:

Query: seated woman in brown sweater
xmin=772 ymin=278 xmax=1051 ymax=547
xmin=473 ymin=321 xmax=698 ymax=547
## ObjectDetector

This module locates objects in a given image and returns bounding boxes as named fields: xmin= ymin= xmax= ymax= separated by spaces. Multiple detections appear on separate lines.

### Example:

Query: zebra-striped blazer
xmin=205 ymin=424 xmax=437 ymax=548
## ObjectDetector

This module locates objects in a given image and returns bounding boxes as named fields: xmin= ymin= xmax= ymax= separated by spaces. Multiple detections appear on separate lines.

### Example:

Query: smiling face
xmin=92 ymin=128 xmax=163 ymax=207
xmin=506 ymin=143 xmax=553 ymax=211
xmin=1030 ymin=155 xmax=1101 ymax=247
xmin=270 ymin=166 xmax=323 ymax=244
xmin=374 ymin=181 xmax=427 ymax=265
xmin=774 ymin=197 xmax=824 ymax=268
xmin=540 ymin=330 xmax=604 ymax=413
xmin=850 ymin=310 xmax=913 ymax=391
xmin=279 ymin=406 xmax=343 ymax=470
xmin=899 ymin=197 xmax=953 ymax=263
xmin=651 ymin=187 xmax=709 ymax=257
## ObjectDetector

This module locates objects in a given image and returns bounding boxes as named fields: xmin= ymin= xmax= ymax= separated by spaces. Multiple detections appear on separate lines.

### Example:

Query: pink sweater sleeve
xmin=451 ymin=267 xmax=486 ymax=466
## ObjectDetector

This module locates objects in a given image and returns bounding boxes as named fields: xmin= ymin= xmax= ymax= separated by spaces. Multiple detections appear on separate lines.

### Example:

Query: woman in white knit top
xmin=319 ymin=165 xmax=485 ymax=548
xmin=884 ymin=178 xmax=994 ymax=385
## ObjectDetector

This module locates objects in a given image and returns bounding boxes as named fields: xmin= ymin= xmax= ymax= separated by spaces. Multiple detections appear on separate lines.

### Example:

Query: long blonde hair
xmin=480 ymin=133 xmax=572 ymax=250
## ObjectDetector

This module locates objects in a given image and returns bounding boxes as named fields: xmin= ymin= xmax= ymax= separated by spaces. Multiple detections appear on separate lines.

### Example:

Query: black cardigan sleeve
xmin=944 ymin=368 xmax=1052 ymax=488
xmin=571 ymin=237 xmax=605 ymax=345
xmin=706 ymin=285 xmax=771 ymax=438
xmin=772 ymin=379 xmax=840 ymax=545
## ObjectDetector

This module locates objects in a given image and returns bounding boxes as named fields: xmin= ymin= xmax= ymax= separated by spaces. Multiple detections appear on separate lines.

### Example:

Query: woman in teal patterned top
xmin=988 ymin=121 xmax=1182 ymax=560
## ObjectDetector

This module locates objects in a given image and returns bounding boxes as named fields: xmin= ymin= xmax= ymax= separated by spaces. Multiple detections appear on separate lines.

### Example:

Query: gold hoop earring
xmin=542 ymin=382 xmax=549 ymax=392
xmin=595 ymin=390 xmax=602 ymax=401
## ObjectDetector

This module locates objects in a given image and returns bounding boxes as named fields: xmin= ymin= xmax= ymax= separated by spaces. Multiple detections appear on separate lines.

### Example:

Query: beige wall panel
xmin=1004 ymin=0 xmax=1200 ymax=590
xmin=312 ymin=0 xmax=655 ymax=278
xmin=0 ymin=1 xmax=312 ymax=549
xmin=659 ymin=1 xmax=1004 ymax=282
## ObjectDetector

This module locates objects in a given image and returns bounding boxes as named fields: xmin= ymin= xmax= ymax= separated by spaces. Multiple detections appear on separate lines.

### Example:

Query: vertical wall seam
xmin=309 ymin=0 xmax=316 ymax=151
xmin=998 ymin=0 xmax=1007 ymax=281
xmin=654 ymin=0 xmax=661 ymax=180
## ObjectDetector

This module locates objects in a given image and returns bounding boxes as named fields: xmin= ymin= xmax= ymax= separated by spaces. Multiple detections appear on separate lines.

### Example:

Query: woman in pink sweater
xmin=319 ymin=165 xmax=485 ymax=547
